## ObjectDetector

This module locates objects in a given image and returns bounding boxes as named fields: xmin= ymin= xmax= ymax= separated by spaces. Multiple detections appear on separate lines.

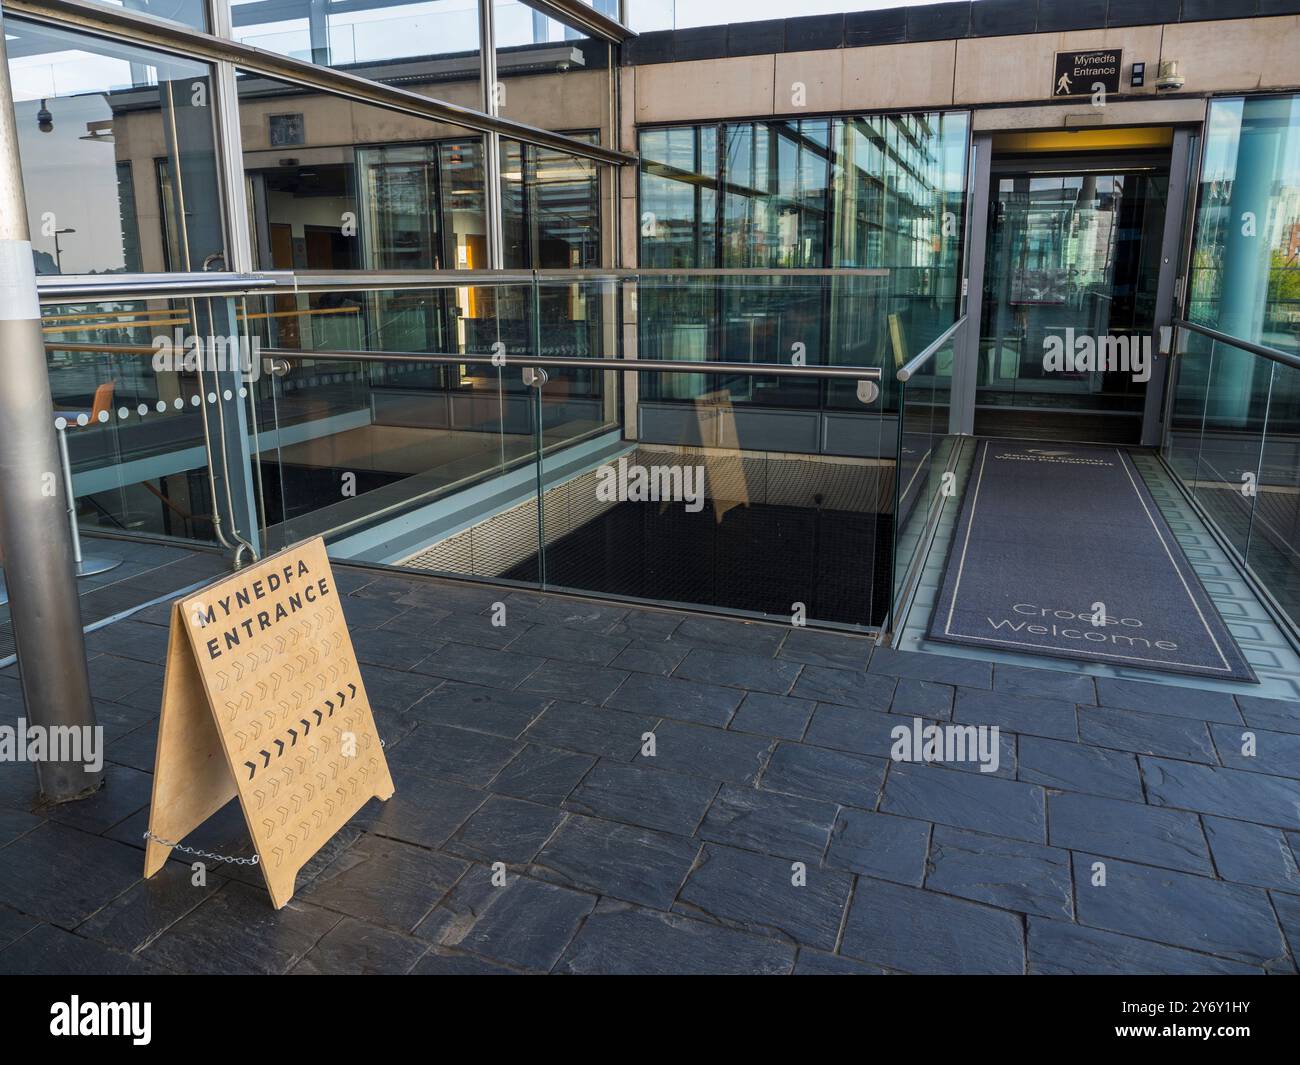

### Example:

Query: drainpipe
xmin=0 ymin=12 xmax=101 ymax=803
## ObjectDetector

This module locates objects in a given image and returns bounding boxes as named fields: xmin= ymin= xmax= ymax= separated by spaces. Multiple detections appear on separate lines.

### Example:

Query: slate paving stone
xmin=729 ymin=692 xmax=816 ymax=740
xmin=414 ymin=865 xmax=594 ymax=971
xmin=993 ymin=663 xmax=1096 ymax=704
xmin=0 ymin=922 xmax=163 ymax=975
xmin=523 ymin=701 xmax=657 ymax=760
xmin=411 ymin=948 xmax=521 ymax=974
xmin=564 ymin=760 xmax=718 ymax=837
xmin=1210 ymin=721 xmax=1300 ymax=779
xmin=868 ymin=646 xmax=993 ymax=688
xmin=351 ymin=575 xmax=498 ymax=613
xmin=641 ymin=720 xmax=773 ymax=784
xmin=889 ymin=678 xmax=954 ymax=719
xmin=698 ymin=784 xmax=838 ymax=862
xmin=104 ymin=720 xmax=158 ymax=774
xmin=353 ymin=772 xmax=485 ymax=849
xmin=1094 ymin=678 xmax=1241 ymax=723
xmin=1236 ymin=694 xmax=1300 ymax=736
xmin=674 ymin=647 xmax=801 ymax=695
xmin=1084 ymin=704 xmax=1222 ymax=767
xmin=881 ymin=762 xmax=1046 ymax=843
xmin=793 ymin=950 xmax=888 ymax=975
xmin=954 ymin=687 xmax=1078 ymax=741
xmin=606 ymin=609 xmax=683 ymax=642
xmin=443 ymin=795 xmax=565 ymax=865
xmin=604 ymin=672 xmax=743 ymax=727
xmin=926 ymin=825 xmax=1073 ymax=919
xmin=1048 ymin=792 xmax=1214 ymax=875
xmin=141 ymin=881 xmax=342 ymax=974
xmin=415 ymin=611 xmax=528 ymax=650
xmin=90 ymin=700 xmax=156 ymax=745
xmin=1273 ymin=890 xmax=1300 ymax=960
xmin=300 ymin=835 xmax=468 ymax=934
xmin=760 ymin=742 xmax=885 ymax=810
xmin=0 ymin=822 xmax=142 ymax=927
xmin=75 ymin=862 xmax=224 ymax=952
xmin=85 ymin=619 xmax=170 ymax=665
xmin=355 ymin=664 xmax=439 ymax=715
xmin=336 ymin=596 xmax=414 ymax=631
xmin=350 ymin=626 xmax=444 ymax=672
xmin=776 ymin=628 xmax=873 ymax=670
xmin=406 ymin=681 xmax=549 ymax=738
xmin=413 ymin=642 xmax=545 ymax=691
xmin=669 ymin=616 xmax=786 ymax=657
xmin=609 ymin=642 xmax=689 ymax=676
xmin=505 ymin=625 xmax=630 ymax=667
xmin=842 ymin=877 xmax=1024 ymax=974
xmin=1016 ymin=736 xmax=1145 ymax=802
xmin=531 ymin=813 xmax=699 ymax=909
xmin=676 ymin=843 xmax=853 ymax=951
xmin=1202 ymin=816 xmax=1300 ymax=892
xmin=1140 ymin=756 xmax=1300 ymax=829
xmin=555 ymin=898 xmax=795 ymax=975
xmin=86 ymin=653 xmax=162 ymax=705
xmin=488 ymin=744 xmax=596 ymax=807
xmin=1071 ymin=853 xmax=1289 ymax=967
xmin=290 ymin=916 xmax=428 ymax=975
xmin=1026 ymin=917 xmax=1262 ymax=975
xmin=825 ymin=808 xmax=930 ymax=885
xmin=791 ymin=665 xmax=895 ymax=711
xmin=518 ymin=659 xmax=630 ymax=704
xmin=0 ymin=807 xmax=43 ymax=848
xmin=0 ymin=905 xmax=39 ymax=951
xmin=501 ymin=592 xmax=629 ymax=633
xmin=385 ymin=723 xmax=520 ymax=789
xmin=804 ymin=703 xmax=905 ymax=758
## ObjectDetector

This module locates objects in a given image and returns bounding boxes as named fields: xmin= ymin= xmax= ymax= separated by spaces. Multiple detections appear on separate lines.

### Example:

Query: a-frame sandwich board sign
xmin=143 ymin=537 xmax=394 ymax=908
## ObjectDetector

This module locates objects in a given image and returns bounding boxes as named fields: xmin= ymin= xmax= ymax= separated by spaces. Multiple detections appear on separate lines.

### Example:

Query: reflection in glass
xmin=5 ymin=18 xmax=223 ymax=275
xmin=1188 ymin=94 xmax=1300 ymax=358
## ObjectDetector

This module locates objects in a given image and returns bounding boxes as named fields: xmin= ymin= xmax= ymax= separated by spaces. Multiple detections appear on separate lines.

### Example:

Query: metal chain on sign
xmin=142 ymin=831 xmax=260 ymax=866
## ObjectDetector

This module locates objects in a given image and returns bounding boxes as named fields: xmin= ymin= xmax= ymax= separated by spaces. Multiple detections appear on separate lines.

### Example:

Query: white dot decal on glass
xmin=118 ymin=407 xmax=129 ymax=420
xmin=156 ymin=401 xmax=167 ymax=413
xmin=239 ymin=387 xmax=247 ymax=398
xmin=191 ymin=395 xmax=201 ymax=406
xmin=137 ymin=404 xmax=149 ymax=417
xmin=76 ymin=413 xmax=88 ymax=426
xmin=207 ymin=392 xmax=217 ymax=404
xmin=98 ymin=410 xmax=109 ymax=423
xmin=54 ymin=417 xmax=67 ymax=430
xmin=223 ymin=389 xmax=232 ymax=401
xmin=174 ymin=397 xmax=184 ymax=410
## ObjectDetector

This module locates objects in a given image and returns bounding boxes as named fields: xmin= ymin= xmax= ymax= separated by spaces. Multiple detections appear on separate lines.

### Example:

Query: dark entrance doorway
xmin=974 ymin=150 xmax=1172 ymax=443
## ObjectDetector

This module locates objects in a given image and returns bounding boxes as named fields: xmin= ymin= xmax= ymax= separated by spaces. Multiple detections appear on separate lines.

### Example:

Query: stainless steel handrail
xmin=37 ymin=272 xmax=283 ymax=303
xmin=38 ymin=267 xmax=894 ymax=303
xmin=1173 ymin=319 xmax=1300 ymax=372
xmin=896 ymin=316 xmax=966 ymax=383
xmin=263 ymin=348 xmax=883 ymax=380
xmin=6 ymin=0 xmax=636 ymax=167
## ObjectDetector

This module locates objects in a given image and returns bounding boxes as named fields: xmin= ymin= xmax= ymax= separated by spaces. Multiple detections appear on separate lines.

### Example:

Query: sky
xmin=634 ymin=0 xmax=939 ymax=31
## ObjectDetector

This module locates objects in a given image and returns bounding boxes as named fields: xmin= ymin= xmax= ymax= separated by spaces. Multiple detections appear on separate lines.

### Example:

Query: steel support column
xmin=0 ymin=10 xmax=101 ymax=803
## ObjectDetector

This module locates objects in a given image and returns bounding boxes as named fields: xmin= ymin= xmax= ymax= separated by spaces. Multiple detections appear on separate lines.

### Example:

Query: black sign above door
xmin=1052 ymin=49 xmax=1123 ymax=98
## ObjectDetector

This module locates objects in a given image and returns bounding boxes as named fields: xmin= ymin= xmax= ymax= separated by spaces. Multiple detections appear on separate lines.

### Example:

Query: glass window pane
xmin=6 ymin=18 xmax=224 ymax=274
xmin=233 ymin=0 xmax=482 ymax=103
xmin=1189 ymin=94 xmax=1300 ymax=358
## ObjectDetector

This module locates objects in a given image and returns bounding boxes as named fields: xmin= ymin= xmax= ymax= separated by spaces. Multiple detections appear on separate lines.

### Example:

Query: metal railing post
xmin=0 ymin=11 xmax=101 ymax=803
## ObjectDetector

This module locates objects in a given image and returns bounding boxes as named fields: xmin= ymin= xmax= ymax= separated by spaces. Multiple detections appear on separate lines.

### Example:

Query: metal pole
xmin=0 ymin=11 xmax=101 ymax=803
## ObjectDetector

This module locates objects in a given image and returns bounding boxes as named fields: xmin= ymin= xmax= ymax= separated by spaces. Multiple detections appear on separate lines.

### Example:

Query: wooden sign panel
xmin=143 ymin=537 xmax=394 ymax=908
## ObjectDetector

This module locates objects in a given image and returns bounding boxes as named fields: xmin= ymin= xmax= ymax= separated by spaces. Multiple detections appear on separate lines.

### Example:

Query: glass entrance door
xmin=976 ymin=164 xmax=1170 ymax=442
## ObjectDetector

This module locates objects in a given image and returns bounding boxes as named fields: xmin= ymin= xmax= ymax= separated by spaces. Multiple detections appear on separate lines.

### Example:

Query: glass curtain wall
xmin=14 ymin=1 xmax=624 ymax=554
xmin=637 ymin=112 xmax=969 ymax=413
